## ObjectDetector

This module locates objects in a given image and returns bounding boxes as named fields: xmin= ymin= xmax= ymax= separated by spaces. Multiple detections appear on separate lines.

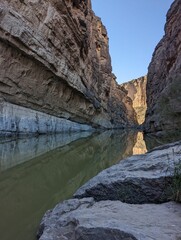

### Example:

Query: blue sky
xmin=91 ymin=0 xmax=174 ymax=83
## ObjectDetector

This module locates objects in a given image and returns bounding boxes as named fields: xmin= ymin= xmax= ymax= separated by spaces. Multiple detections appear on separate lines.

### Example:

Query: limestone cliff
xmin=0 ymin=0 xmax=136 ymax=135
xmin=145 ymin=0 xmax=181 ymax=132
xmin=121 ymin=76 xmax=147 ymax=125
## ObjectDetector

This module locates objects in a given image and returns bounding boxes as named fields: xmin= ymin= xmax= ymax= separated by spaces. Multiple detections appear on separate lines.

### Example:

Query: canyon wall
xmin=0 ymin=0 xmax=137 ymax=135
xmin=145 ymin=0 xmax=181 ymax=132
xmin=121 ymin=76 xmax=147 ymax=125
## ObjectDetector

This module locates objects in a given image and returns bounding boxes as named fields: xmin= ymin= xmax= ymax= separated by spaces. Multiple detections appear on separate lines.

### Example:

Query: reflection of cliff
xmin=0 ymin=130 xmax=137 ymax=240
xmin=133 ymin=132 xmax=147 ymax=155
xmin=144 ymin=130 xmax=181 ymax=152
xmin=3 ymin=129 xmax=180 ymax=240
xmin=0 ymin=131 xmax=92 ymax=171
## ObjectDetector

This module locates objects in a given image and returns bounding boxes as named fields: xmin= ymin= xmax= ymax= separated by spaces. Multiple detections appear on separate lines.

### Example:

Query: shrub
xmin=172 ymin=161 xmax=181 ymax=202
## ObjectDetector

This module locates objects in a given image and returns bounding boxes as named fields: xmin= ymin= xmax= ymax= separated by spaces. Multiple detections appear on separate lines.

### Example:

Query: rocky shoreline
xmin=37 ymin=141 xmax=181 ymax=240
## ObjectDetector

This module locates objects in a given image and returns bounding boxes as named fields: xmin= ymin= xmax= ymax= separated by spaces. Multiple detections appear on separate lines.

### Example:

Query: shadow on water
xmin=0 ymin=129 xmax=180 ymax=240
xmin=0 ymin=130 xmax=137 ymax=240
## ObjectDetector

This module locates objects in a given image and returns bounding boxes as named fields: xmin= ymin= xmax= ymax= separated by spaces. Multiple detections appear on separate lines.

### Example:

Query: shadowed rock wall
xmin=145 ymin=0 xmax=181 ymax=132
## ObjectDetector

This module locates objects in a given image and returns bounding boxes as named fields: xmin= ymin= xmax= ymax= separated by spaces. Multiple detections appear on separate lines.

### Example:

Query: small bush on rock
xmin=172 ymin=161 xmax=181 ymax=203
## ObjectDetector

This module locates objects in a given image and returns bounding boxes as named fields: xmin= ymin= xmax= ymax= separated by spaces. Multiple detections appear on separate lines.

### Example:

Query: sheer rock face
xmin=145 ymin=0 xmax=181 ymax=133
xmin=121 ymin=76 xmax=147 ymax=125
xmin=0 ymin=0 xmax=137 ymax=132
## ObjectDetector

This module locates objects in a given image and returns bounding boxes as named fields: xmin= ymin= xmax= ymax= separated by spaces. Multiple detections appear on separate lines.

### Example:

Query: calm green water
xmin=0 ymin=130 xmax=180 ymax=240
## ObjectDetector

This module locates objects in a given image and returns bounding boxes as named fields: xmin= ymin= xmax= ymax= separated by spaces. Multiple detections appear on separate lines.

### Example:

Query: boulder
xmin=74 ymin=141 xmax=181 ymax=203
xmin=37 ymin=198 xmax=181 ymax=240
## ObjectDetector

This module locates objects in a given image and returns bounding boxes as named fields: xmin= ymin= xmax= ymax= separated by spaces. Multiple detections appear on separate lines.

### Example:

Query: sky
xmin=91 ymin=0 xmax=174 ymax=83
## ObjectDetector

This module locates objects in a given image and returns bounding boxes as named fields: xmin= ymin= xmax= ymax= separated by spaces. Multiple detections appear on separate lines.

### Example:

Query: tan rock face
xmin=0 ymin=0 xmax=137 ymax=131
xmin=132 ymin=132 xmax=147 ymax=155
xmin=145 ymin=0 xmax=181 ymax=132
xmin=121 ymin=76 xmax=147 ymax=125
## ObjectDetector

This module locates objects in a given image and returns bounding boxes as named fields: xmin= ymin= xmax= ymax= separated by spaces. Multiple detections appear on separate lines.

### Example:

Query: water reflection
xmin=0 ymin=130 xmax=137 ymax=240
xmin=0 ymin=132 xmax=92 ymax=171
xmin=0 ymin=130 xmax=179 ymax=240
xmin=133 ymin=132 xmax=147 ymax=155
xmin=144 ymin=130 xmax=181 ymax=151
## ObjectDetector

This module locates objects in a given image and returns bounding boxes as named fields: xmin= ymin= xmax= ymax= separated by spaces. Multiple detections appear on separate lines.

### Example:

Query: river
xmin=0 ymin=130 xmax=180 ymax=240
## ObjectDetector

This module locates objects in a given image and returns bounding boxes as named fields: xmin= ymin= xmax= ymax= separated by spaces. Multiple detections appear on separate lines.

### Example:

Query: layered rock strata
xmin=0 ymin=0 xmax=137 ymax=134
xmin=121 ymin=76 xmax=147 ymax=125
xmin=145 ymin=0 xmax=181 ymax=132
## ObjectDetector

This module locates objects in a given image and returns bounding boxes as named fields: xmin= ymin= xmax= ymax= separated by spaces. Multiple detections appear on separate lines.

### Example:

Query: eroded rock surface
xmin=0 ymin=0 xmax=137 ymax=134
xmin=74 ymin=141 xmax=181 ymax=203
xmin=145 ymin=0 xmax=181 ymax=132
xmin=121 ymin=76 xmax=147 ymax=125
xmin=37 ymin=198 xmax=181 ymax=240
xmin=0 ymin=101 xmax=93 ymax=136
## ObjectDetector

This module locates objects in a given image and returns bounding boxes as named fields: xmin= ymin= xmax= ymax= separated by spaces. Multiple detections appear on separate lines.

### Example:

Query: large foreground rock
xmin=38 ymin=198 xmax=181 ymax=240
xmin=74 ymin=141 xmax=181 ymax=203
